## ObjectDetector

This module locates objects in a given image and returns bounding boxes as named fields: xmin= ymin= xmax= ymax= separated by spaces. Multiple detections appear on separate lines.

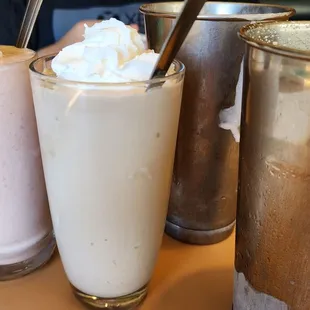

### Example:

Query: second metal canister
xmin=140 ymin=2 xmax=295 ymax=244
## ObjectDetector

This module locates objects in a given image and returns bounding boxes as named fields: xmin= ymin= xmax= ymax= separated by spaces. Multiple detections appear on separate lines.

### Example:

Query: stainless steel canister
xmin=234 ymin=21 xmax=310 ymax=310
xmin=140 ymin=2 xmax=295 ymax=245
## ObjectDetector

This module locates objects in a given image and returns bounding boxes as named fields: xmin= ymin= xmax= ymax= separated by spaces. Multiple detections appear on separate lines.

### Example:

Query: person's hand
xmin=37 ymin=20 xmax=139 ymax=57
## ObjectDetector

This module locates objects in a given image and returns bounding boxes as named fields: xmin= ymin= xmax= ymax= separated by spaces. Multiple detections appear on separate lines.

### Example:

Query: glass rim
xmin=139 ymin=2 xmax=295 ymax=21
xmin=29 ymin=54 xmax=185 ymax=87
xmin=239 ymin=21 xmax=310 ymax=61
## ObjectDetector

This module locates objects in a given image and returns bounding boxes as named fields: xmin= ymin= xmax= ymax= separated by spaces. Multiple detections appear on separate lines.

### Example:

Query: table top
xmin=0 ymin=233 xmax=235 ymax=310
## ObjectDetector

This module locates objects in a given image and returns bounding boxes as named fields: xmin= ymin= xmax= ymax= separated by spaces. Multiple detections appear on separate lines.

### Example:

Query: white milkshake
xmin=30 ymin=19 xmax=184 ymax=308
xmin=0 ymin=46 xmax=55 ymax=280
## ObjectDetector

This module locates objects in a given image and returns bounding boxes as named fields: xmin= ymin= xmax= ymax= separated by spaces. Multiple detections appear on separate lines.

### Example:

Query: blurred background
xmin=261 ymin=0 xmax=310 ymax=19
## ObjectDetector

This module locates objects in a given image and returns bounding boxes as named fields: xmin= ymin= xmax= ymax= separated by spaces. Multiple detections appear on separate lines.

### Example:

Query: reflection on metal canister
xmin=234 ymin=21 xmax=310 ymax=309
xmin=140 ymin=2 xmax=295 ymax=244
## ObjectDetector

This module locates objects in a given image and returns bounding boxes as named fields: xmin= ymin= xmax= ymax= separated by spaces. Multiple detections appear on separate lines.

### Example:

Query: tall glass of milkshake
xmin=0 ymin=46 xmax=55 ymax=280
xmin=29 ymin=19 xmax=184 ymax=309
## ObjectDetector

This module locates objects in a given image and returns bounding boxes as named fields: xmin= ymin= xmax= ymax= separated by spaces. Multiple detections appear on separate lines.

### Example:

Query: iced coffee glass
xmin=0 ymin=46 xmax=55 ymax=280
xmin=30 ymin=55 xmax=185 ymax=309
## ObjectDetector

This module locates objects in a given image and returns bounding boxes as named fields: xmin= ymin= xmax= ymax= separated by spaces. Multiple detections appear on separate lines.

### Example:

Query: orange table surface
xmin=0 ymin=233 xmax=235 ymax=310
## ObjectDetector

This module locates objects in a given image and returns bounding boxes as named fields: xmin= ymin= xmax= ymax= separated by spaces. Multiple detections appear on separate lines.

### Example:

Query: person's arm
xmin=37 ymin=20 xmax=97 ymax=57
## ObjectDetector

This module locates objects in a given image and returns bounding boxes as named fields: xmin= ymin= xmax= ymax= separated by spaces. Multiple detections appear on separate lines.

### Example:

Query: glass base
xmin=0 ymin=231 xmax=56 ymax=281
xmin=165 ymin=220 xmax=235 ymax=245
xmin=73 ymin=284 xmax=148 ymax=309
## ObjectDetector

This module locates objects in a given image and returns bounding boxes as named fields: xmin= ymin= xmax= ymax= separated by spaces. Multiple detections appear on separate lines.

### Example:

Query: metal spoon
xmin=16 ymin=0 xmax=44 ymax=48
xmin=149 ymin=0 xmax=206 ymax=81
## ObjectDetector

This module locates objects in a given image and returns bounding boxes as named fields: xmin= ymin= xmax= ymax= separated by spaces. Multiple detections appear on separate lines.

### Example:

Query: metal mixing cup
xmin=234 ymin=21 xmax=310 ymax=310
xmin=140 ymin=2 xmax=295 ymax=245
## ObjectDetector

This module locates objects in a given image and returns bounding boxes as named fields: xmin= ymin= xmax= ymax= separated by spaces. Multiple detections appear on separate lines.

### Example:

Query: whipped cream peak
xmin=84 ymin=18 xmax=144 ymax=51
xmin=52 ymin=18 xmax=160 ymax=83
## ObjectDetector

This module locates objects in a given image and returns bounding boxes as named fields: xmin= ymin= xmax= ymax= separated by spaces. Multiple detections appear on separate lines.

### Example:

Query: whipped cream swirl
xmin=52 ymin=18 xmax=160 ymax=83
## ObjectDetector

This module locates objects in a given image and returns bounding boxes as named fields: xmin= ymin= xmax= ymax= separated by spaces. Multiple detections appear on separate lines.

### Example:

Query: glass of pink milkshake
xmin=0 ymin=46 xmax=55 ymax=280
xmin=29 ymin=19 xmax=185 ymax=309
